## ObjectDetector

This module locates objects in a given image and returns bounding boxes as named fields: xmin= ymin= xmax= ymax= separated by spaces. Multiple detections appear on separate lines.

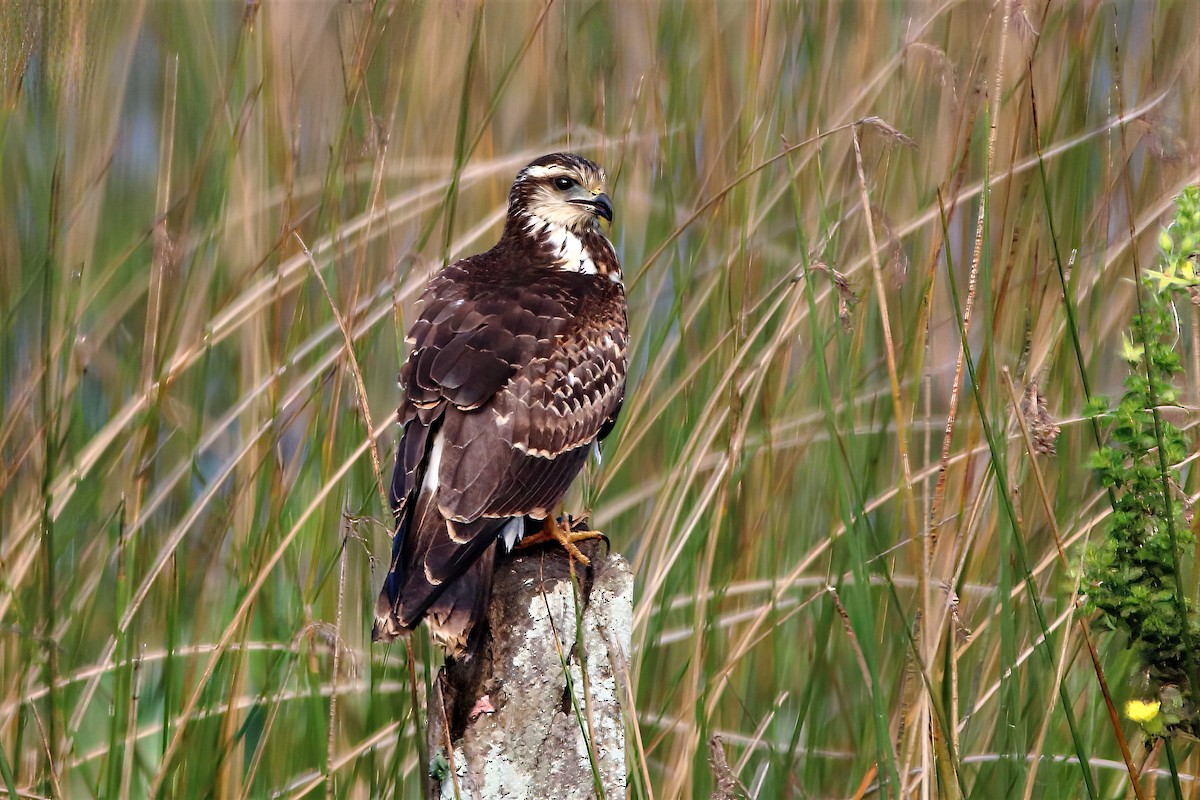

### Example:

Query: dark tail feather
xmin=372 ymin=487 xmax=505 ymax=658
xmin=372 ymin=536 xmax=499 ymax=658
xmin=421 ymin=543 xmax=497 ymax=657
xmin=372 ymin=507 xmax=416 ymax=643
xmin=372 ymin=474 xmax=430 ymax=643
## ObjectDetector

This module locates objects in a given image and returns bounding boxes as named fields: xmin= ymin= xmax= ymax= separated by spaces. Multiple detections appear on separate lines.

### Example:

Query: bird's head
xmin=507 ymin=152 xmax=613 ymax=235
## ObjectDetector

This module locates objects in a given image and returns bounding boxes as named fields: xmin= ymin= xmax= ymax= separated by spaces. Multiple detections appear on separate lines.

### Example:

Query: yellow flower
xmin=1125 ymin=699 xmax=1161 ymax=724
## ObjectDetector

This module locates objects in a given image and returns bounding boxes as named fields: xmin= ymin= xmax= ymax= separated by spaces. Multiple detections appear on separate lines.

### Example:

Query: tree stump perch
xmin=427 ymin=539 xmax=633 ymax=799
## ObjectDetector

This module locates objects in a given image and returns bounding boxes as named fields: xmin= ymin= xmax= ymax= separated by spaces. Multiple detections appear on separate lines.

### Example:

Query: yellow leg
xmin=516 ymin=514 xmax=605 ymax=565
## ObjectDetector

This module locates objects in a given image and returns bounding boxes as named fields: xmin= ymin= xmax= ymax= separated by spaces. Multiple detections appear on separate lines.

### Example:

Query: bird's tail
xmin=419 ymin=543 xmax=497 ymax=656
xmin=372 ymin=487 xmax=505 ymax=658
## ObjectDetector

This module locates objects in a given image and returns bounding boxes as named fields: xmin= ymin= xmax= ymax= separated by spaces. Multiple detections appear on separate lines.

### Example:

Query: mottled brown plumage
xmin=373 ymin=153 xmax=627 ymax=657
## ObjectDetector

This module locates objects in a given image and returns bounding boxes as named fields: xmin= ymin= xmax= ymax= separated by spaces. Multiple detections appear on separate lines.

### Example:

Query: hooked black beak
xmin=572 ymin=193 xmax=614 ymax=223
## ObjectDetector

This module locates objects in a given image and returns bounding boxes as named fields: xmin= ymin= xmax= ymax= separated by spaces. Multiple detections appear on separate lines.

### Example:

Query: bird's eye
xmin=553 ymin=176 xmax=576 ymax=191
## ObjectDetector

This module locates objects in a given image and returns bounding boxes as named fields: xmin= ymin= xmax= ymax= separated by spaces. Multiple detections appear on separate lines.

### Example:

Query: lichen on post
xmin=427 ymin=539 xmax=633 ymax=799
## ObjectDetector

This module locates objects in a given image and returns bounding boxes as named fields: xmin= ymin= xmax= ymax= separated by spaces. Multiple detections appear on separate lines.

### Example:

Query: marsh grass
xmin=4 ymin=1 xmax=1200 ymax=797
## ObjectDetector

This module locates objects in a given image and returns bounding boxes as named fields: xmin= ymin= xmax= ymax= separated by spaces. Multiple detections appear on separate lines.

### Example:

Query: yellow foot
xmin=517 ymin=515 xmax=605 ymax=565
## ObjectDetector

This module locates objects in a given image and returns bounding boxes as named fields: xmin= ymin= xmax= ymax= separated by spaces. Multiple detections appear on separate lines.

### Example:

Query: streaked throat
xmin=524 ymin=214 xmax=604 ymax=276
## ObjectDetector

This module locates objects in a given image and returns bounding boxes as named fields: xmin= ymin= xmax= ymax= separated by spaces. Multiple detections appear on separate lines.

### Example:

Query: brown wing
xmin=374 ymin=260 xmax=627 ymax=653
xmin=435 ymin=287 xmax=627 ymax=521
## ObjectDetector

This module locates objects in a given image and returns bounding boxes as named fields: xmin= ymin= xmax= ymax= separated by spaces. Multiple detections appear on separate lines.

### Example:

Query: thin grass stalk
xmin=925 ymin=3 xmax=996 ymax=546
xmin=146 ymin=419 xmax=388 ymax=797
xmin=1165 ymin=739 xmax=1186 ymax=800
xmin=36 ymin=159 xmax=62 ymax=796
xmin=853 ymin=116 xmax=942 ymax=798
xmin=1002 ymin=367 xmax=1145 ymax=796
xmin=282 ymin=721 xmax=407 ymax=799
xmin=432 ymin=1 xmax=484 ymax=264
xmin=850 ymin=123 xmax=919 ymax=539
xmin=121 ymin=649 xmax=142 ymax=795
xmin=682 ymin=492 xmax=726 ymax=798
xmin=326 ymin=534 xmax=349 ymax=797
xmin=572 ymin=567 xmax=609 ymax=799
xmin=1001 ymin=369 xmax=1067 ymax=571
xmin=0 ymin=745 xmax=16 ymax=800
xmin=27 ymin=705 xmax=62 ymax=799
xmin=1022 ymin=64 xmax=1171 ymax=800
xmin=938 ymin=189 xmax=1099 ymax=799
xmin=1027 ymin=70 xmax=1115 ymax=508
xmin=827 ymin=586 xmax=901 ymax=797
xmin=403 ymin=638 xmax=427 ymax=795
xmin=1020 ymin=545 xmax=1079 ymax=800
xmin=946 ymin=608 xmax=961 ymax=797
xmin=791 ymin=180 xmax=901 ymax=794
xmin=239 ymin=650 xmax=302 ymax=798
xmin=105 ymin=498 xmax=133 ymax=799
xmin=789 ymin=201 xmax=966 ymax=794
xmin=617 ymin=657 xmax=654 ymax=800
xmin=296 ymin=231 xmax=387 ymax=507
xmin=776 ymin=207 xmax=846 ymax=782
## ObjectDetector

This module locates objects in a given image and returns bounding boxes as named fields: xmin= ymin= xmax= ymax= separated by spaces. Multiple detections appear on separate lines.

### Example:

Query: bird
xmin=372 ymin=152 xmax=627 ymax=658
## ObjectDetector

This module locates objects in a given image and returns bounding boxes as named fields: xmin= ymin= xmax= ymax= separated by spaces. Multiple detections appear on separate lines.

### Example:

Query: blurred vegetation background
xmin=3 ymin=1 xmax=1200 ymax=797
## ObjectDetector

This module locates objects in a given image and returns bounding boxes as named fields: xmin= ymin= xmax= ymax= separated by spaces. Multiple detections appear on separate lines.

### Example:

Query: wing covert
xmin=434 ymin=280 xmax=628 ymax=522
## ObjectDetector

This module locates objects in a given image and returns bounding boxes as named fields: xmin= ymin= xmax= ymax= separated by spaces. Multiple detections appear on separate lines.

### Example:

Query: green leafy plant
xmin=1084 ymin=186 xmax=1200 ymax=736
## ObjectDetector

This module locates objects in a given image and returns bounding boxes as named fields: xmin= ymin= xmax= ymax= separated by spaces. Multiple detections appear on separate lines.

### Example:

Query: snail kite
xmin=372 ymin=153 xmax=627 ymax=657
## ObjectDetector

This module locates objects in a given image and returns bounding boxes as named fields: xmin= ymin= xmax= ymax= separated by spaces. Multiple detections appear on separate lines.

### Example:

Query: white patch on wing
xmin=421 ymin=431 xmax=445 ymax=493
xmin=499 ymin=517 xmax=523 ymax=552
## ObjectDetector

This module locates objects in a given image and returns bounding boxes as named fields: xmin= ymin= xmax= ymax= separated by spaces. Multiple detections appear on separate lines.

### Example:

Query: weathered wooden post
xmin=426 ymin=540 xmax=633 ymax=798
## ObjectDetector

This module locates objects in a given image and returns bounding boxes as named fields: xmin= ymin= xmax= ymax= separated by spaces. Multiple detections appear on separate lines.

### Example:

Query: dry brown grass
xmin=3 ymin=1 xmax=1200 ymax=797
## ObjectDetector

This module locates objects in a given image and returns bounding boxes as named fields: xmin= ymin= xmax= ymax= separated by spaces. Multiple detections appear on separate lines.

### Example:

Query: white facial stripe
xmin=521 ymin=165 xmax=561 ymax=179
xmin=519 ymin=163 xmax=606 ymax=192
